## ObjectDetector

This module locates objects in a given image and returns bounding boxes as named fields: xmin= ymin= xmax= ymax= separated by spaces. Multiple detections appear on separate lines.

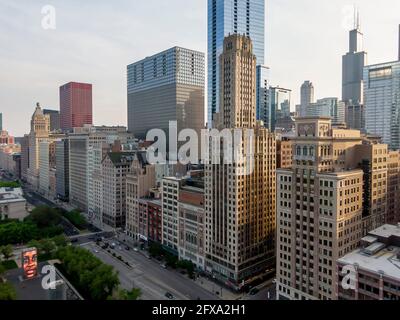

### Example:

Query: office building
xmin=342 ymin=14 xmax=367 ymax=106
xmin=178 ymin=179 xmax=205 ymax=270
xmin=276 ymin=117 xmax=365 ymax=300
xmin=55 ymin=139 xmax=69 ymax=201
xmin=38 ymin=140 xmax=56 ymax=198
xmin=345 ymin=104 xmax=365 ymax=131
xmin=68 ymin=125 xmax=128 ymax=212
xmin=268 ymin=87 xmax=292 ymax=132
xmin=364 ymin=61 xmax=400 ymax=149
xmin=20 ymin=135 xmax=29 ymax=182
xmin=277 ymin=136 xmax=293 ymax=169
xmin=205 ymin=35 xmax=276 ymax=290
xmin=387 ymin=151 xmax=400 ymax=224
xmin=60 ymin=82 xmax=93 ymax=132
xmin=306 ymin=98 xmax=346 ymax=125
xmin=27 ymin=103 xmax=50 ymax=190
xmin=43 ymin=109 xmax=61 ymax=132
xmin=337 ymin=224 xmax=400 ymax=300
xmin=101 ymin=152 xmax=135 ymax=228
xmin=127 ymin=47 xmax=205 ymax=140
xmin=125 ymin=151 xmax=156 ymax=240
xmin=256 ymin=65 xmax=270 ymax=124
xmin=297 ymin=81 xmax=315 ymax=117
xmin=208 ymin=0 xmax=265 ymax=126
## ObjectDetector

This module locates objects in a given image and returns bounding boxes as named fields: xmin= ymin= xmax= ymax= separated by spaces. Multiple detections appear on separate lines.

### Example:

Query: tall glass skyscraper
xmin=364 ymin=61 xmax=400 ymax=149
xmin=208 ymin=0 xmax=265 ymax=127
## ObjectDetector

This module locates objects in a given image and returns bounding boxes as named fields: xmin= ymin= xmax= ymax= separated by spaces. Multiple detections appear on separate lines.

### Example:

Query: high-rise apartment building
xmin=205 ymin=35 xmax=276 ymax=290
xmin=276 ymin=118 xmax=365 ymax=300
xmin=207 ymin=0 xmax=265 ymax=126
xmin=60 ymin=82 xmax=93 ymax=132
xmin=364 ymin=61 xmax=400 ymax=149
xmin=127 ymin=47 xmax=205 ymax=140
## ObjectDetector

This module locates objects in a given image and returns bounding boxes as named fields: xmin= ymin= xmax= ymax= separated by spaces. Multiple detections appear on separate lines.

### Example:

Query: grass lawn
xmin=1 ymin=260 xmax=18 ymax=270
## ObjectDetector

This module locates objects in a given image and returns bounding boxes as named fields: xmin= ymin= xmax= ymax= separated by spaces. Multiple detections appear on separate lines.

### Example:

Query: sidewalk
xmin=193 ymin=275 xmax=243 ymax=300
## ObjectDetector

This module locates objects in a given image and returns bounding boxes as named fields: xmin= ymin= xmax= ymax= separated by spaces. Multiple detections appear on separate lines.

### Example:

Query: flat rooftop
xmin=338 ymin=246 xmax=400 ymax=281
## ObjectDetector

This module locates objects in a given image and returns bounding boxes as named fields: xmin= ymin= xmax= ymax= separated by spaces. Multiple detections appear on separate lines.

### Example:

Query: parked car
xmin=125 ymin=246 xmax=130 ymax=251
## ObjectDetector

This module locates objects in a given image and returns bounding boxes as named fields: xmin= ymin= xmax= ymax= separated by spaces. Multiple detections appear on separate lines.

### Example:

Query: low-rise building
xmin=0 ymin=187 xmax=28 ymax=221
xmin=336 ymin=224 xmax=400 ymax=300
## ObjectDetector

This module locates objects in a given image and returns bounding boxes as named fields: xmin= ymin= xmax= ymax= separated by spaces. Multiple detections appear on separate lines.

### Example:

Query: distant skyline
xmin=0 ymin=0 xmax=399 ymax=137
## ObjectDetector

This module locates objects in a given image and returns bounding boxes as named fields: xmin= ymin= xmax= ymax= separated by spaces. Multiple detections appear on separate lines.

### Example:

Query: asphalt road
xmin=82 ymin=242 xmax=219 ymax=301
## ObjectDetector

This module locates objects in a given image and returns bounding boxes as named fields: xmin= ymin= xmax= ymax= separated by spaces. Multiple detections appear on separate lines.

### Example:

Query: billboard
xmin=22 ymin=247 xmax=38 ymax=280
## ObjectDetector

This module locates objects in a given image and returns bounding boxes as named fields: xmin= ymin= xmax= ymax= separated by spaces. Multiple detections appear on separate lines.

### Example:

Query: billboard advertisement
xmin=22 ymin=247 xmax=38 ymax=280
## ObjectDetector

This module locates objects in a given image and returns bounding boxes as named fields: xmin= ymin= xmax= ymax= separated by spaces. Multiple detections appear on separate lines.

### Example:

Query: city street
xmin=81 ymin=242 xmax=220 ymax=301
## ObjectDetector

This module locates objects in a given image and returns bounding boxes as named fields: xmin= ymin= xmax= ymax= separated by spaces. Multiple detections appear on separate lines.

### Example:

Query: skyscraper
xmin=0 ymin=113 xmax=2 ymax=131
xmin=297 ymin=81 xmax=314 ymax=117
xmin=127 ymin=47 xmax=205 ymax=140
xmin=205 ymin=35 xmax=276 ymax=290
xmin=268 ymin=87 xmax=292 ymax=131
xmin=60 ymin=82 xmax=93 ymax=132
xmin=207 ymin=0 xmax=265 ymax=126
xmin=276 ymin=118 xmax=365 ymax=300
xmin=364 ymin=61 xmax=400 ymax=149
xmin=342 ymin=14 xmax=367 ymax=106
xmin=256 ymin=65 xmax=270 ymax=124
xmin=43 ymin=109 xmax=61 ymax=132
xmin=306 ymin=98 xmax=346 ymax=125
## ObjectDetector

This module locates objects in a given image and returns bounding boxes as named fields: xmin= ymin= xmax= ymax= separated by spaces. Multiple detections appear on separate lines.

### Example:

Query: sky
xmin=0 ymin=0 xmax=399 ymax=137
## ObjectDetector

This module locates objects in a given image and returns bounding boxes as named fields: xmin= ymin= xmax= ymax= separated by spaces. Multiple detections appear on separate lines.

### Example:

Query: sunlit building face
xmin=22 ymin=249 xmax=38 ymax=279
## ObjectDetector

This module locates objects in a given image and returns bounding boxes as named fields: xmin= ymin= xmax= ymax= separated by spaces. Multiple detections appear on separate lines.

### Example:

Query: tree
xmin=63 ymin=210 xmax=87 ymax=230
xmin=52 ymin=235 xmax=67 ymax=248
xmin=118 ymin=288 xmax=142 ymax=300
xmin=56 ymin=246 xmax=120 ymax=300
xmin=26 ymin=206 xmax=61 ymax=228
xmin=0 ymin=282 xmax=17 ymax=300
xmin=149 ymin=243 xmax=163 ymax=258
xmin=39 ymin=239 xmax=56 ymax=256
xmin=0 ymin=245 xmax=13 ymax=261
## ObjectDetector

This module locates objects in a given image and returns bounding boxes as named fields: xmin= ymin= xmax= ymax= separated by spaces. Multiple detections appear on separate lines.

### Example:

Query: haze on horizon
xmin=0 ymin=0 xmax=399 ymax=137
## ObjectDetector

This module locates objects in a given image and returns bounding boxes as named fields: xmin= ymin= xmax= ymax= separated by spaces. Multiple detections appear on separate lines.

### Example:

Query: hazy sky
xmin=0 ymin=0 xmax=399 ymax=137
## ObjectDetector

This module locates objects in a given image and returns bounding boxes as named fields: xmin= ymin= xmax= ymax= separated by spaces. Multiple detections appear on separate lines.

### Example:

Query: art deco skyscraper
xmin=207 ymin=0 xmax=265 ymax=127
xmin=205 ymin=35 xmax=276 ymax=290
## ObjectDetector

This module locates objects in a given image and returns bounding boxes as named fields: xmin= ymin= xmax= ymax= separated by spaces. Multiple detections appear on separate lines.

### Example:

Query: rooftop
xmin=0 ymin=187 xmax=25 ymax=204
xmin=338 ymin=224 xmax=400 ymax=281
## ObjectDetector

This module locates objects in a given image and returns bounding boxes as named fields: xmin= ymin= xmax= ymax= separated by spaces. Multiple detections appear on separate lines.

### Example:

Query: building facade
xmin=337 ymin=224 xmax=400 ymax=300
xmin=207 ymin=0 xmax=265 ymax=126
xmin=43 ymin=109 xmax=61 ymax=132
xmin=205 ymin=35 xmax=276 ymax=290
xmin=60 ymin=82 xmax=93 ymax=132
xmin=276 ymin=118 xmax=366 ymax=300
xmin=364 ymin=61 xmax=400 ymax=149
xmin=306 ymin=98 xmax=346 ymax=125
xmin=101 ymin=152 xmax=135 ymax=228
xmin=127 ymin=47 xmax=205 ymax=140
xmin=55 ymin=139 xmax=69 ymax=201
